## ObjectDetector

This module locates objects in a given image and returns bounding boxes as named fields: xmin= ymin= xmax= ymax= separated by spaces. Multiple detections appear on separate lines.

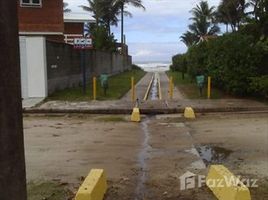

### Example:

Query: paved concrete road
xmin=121 ymin=72 xmax=153 ymax=102
xmin=159 ymin=72 xmax=184 ymax=100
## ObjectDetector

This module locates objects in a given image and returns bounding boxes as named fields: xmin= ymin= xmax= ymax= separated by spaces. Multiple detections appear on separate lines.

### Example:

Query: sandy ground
xmin=23 ymin=113 xmax=268 ymax=199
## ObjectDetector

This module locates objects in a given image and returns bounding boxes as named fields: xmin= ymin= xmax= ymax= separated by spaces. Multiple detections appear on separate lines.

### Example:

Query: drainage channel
xmin=143 ymin=73 xmax=161 ymax=101
xmin=135 ymin=117 xmax=152 ymax=200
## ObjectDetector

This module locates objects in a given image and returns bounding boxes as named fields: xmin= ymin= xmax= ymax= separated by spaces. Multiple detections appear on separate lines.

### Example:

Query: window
xmin=20 ymin=0 xmax=42 ymax=7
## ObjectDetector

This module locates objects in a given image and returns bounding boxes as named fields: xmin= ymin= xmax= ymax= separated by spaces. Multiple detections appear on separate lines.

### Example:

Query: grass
xmin=27 ymin=181 xmax=72 ymax=200
xmin=166 ymin=71 xmax=228 ymax=99
xmin=47 ymin=69 xmax=146 ymax=101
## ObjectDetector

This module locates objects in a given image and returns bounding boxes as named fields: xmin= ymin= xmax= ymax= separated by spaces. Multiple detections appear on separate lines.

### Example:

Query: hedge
xmin=172 ymin=32 xmax=268 ymax=98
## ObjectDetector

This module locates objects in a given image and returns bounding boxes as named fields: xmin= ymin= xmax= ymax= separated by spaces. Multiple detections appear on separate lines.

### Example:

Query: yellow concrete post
xmin=75 ymin=169 xmax=107 ymax=200
xmin=169 ymin=76 xmax=174 ymax=99
xmin=207 ymin=76 xmax=211 ymax=99
xmin=131 ymin=76 xmax=135 ymax=102
xmin=93 ymin=77 xmax=97 ymax=100
xmin=206 ymin=165 xmax=251 ymax=200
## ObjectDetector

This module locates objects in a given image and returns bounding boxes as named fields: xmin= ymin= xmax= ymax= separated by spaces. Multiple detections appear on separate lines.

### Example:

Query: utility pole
xmin=0 ymin=1 xmax=27 ymax=200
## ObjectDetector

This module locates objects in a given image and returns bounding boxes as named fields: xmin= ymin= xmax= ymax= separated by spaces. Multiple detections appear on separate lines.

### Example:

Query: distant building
xmin=64 ymin=12 xmax=95 ymax=44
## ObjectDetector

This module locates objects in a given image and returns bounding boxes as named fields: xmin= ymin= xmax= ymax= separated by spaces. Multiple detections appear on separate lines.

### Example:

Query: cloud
xmin=129 ymin=42 xmax=186 ymax=62
xmin=65 ymin=0 xmax=222 ymax=61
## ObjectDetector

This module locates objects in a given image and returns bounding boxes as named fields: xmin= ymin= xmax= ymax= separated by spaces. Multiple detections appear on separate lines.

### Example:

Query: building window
xmin=20 ymin=0 xmax=42 ymax=7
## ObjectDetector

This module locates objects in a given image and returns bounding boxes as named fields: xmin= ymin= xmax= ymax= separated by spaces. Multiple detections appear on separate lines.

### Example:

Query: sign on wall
xmin=73 ymin=37 xmax=93 ymax=50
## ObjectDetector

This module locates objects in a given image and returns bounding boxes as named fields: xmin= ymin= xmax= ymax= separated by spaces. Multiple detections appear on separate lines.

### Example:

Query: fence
xmin=46 ymin=40 xmax=132 ymax=94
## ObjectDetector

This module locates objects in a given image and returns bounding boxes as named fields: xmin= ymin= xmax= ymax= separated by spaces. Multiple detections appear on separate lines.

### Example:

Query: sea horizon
xmin=133 ymin=61 xmax=171 ymax=72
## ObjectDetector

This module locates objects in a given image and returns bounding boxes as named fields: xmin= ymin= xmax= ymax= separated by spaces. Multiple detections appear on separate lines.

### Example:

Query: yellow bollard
xmin=207 ymin=76 xmax=211 ymax=99
xmin=75 ymin=169 xmax=107 ymax=200
xmin=93 ymin=77 xmax=97 ymax=100
xmin=184 ymin=107 xmax=196 ymax=119
xmin=131 ymin=107 xmax=141 ymax=122
xmin=131 ymin=77 xmax=135 ymax=102
xmin=169 ymin=76 xmax=174 ymax=99
xmin=206 ymin=165 xmax=251 ymax=200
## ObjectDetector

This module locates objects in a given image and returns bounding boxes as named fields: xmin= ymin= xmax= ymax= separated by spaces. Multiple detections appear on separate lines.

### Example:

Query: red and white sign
xmin=73 ymin=37 xmax=93 ymax=50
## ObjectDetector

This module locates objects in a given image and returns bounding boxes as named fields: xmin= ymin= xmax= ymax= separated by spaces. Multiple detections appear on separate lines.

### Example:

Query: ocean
xmin=134 ymin=62 xmax=171 ymax=72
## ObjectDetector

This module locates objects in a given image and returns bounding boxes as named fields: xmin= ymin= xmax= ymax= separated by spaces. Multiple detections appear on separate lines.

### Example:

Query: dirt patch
xmin=95 ymin=116 xmax=127 ymax=122
xmin=27 ymin=181 xmax=73 ymax=200
xmin=23 ymin=113 xmax=268 ymax=199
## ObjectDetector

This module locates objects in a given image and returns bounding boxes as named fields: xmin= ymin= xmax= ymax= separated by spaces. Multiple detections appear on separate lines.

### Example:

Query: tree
xmin=247 ymin=0 xmax=268 ymax=36
xmin=0 ymin=1 xmax=27 ymax=200
xmin=188 ymin=1 xmax=220 ymax=40
xmin=249 ymin=0 xmax=268 ymax=20
xmin=112 ymin=0 xmax=145 ymax=51
xmin=217 ymin=0 xmax=249 ymax=31
xmin=217 ymin=2 xmax=230 ymax=32
xmin=180 ymin=31 xmax=199 ymax=47
xmin=80 ymin=0 xmax=104 ymax=25
xmin=91 ymin=25 xmax=117 ymax=51
xmin=63 ymin=2 xmax=71 ymax=13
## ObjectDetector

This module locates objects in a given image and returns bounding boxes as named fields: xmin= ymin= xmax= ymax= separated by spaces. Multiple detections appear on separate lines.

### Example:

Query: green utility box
xmin=100 ymin=74 xmax=109 ymax=95
xmin=196 ymin=75 xmax=205 ymax=96
xmin=196 ymin=75 xmax=205 ymax=88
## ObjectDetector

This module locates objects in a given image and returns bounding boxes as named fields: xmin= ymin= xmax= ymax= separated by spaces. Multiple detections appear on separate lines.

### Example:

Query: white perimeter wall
xmin=19 ymin=36 xmax=48 ymax=98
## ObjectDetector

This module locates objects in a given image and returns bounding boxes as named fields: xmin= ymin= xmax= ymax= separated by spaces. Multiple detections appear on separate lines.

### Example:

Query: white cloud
xmin=65 ymin=0 xmax=222 ymax=61
xmin=129 ymin=42 xmax=186 ymax=62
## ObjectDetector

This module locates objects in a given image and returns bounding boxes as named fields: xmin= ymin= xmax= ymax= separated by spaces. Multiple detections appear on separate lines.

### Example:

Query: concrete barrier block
xmin=206 ymin=165 xmax=251 ymax=200
xmin=131 ymin=107 xmax=141 ymax=122
xmin=184 ymin=107 xmax=196 ymax=119
xmin=75 ymin=169 xmax=107 ymax=200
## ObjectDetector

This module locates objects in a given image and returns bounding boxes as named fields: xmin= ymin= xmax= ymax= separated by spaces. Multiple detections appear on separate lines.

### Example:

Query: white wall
xmin=19 ymin=37 xmax=28 ymax=99
xmin=20 ymin=36 xmax=48 ymax=98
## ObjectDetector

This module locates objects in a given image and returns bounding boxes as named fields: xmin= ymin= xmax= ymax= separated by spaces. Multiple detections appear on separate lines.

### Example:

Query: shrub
xmin=172 ymin=33 xmax=268 ymax=97
xmin=249 ymin=76 xmax=268 ymax=98
xmin=206 ymin=33 xmax=262 ymax=95
xmin=172 ymin=54 xmax=188 ymax=79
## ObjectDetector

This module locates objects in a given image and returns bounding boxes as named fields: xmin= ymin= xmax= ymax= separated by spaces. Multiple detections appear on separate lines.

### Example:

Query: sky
xmin=66 ymin=0 xmax=221 ymax=63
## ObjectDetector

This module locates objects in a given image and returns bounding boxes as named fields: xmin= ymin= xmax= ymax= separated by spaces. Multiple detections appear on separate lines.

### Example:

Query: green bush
xmin=187 ymin=42 xmax=209 ymax=79
xmin=173 ymin=33 xmax=268 ymax=98
xmin=172 ymin=54 xmax=188 ymax=79
xmin=91 ymin=25 xmax=117 ymax=52
xmin=249 ymin=76 xmax=268 ymax=98
xmin=206 ymin=33 xmax=262 ymax=96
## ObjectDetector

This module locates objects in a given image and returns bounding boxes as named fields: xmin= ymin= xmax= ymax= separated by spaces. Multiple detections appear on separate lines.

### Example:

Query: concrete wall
xmin=46 ymin=41 xmax=132 ymax=94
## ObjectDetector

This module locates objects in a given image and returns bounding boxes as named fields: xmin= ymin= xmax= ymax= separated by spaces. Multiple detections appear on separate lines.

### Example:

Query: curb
xmin=23 ymin=106 xmax=268 ymax=115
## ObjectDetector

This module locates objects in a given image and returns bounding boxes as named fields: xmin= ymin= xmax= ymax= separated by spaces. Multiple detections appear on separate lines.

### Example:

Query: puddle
xmin=135 ymin=118 xmax=151 ymax=200
xmin=196 ymin=145 xmax=233 ymax=166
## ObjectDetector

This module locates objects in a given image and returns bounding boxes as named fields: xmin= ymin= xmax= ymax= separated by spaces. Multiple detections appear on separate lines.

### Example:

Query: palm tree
xmin=101 ymin=0 xmax=132 ymax=36
xmin=63 ymin=2 xmax=71 ymax=13
xmin=180 ymin=31 xmax=199 ymax=47
xmin=188 ymin=1 xmax=220 ymax=39
xmin=80 ymin=0 xmax=103 ymax=25
xmin=249 ymin=0 xmax=268 ymax=21
xmin=190 ymin=1 xmax=216 ymax=21
xmin=217 ymin=2 xmax=230 ymax=32
xmin=112 ymin=0 xmax=145 ymax=52
xmin=217 ymin=0 xmax=249 ymax=31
